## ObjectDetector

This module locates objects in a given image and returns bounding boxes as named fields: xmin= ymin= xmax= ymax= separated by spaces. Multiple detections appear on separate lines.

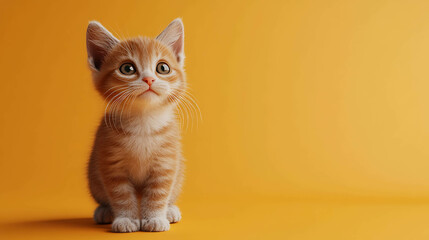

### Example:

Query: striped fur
xmin=86 ymin=19 xmax=186 ymax=233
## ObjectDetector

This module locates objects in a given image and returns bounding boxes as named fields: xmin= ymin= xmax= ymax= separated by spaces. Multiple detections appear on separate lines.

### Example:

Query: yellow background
xmin=2 ymin=0 xmax=429 ymax=239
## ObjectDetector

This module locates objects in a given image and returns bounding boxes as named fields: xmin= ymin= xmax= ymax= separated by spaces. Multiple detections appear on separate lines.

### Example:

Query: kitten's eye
xmin=119 ymin=63 xmax=136 ymax=75
xmin=156 ymin=62 xmax=170 ymax=74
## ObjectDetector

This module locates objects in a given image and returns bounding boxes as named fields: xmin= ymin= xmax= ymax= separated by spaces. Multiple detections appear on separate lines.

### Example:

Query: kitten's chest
xmin=120 ymin=132 xmax=165 ymax=184
xmin=122 ymin=113 xmax=172 ymax=157
xmin=119 ymin=109 xmax=174 ymax=183
xmin=122 ymin=133 xmax=164 ymax=160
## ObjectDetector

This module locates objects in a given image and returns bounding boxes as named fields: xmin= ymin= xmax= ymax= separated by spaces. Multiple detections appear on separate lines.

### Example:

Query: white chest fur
xmin=120 ymin=106 xmax=175 ymax=160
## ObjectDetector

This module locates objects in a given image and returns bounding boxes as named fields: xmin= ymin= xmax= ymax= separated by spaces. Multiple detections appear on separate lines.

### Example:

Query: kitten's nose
xmin=142 ymin=77 xmax=155 ymax=86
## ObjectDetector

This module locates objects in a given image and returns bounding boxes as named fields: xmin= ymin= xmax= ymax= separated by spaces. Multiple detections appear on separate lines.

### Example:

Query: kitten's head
xmin=86 ymin=19 xmax=186 ymax=112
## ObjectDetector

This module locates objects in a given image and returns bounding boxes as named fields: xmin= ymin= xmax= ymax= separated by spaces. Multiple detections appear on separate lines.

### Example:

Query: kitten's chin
xmin=135 ymin=91 xmax=164 ymax=108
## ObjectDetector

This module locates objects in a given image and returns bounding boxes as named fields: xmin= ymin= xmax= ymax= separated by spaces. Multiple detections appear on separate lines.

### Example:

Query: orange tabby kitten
xmin=86 ymin=19 xmax=186 ymax=233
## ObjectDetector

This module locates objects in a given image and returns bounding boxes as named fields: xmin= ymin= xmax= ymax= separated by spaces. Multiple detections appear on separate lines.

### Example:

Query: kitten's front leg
xmin=140 ymin=160 xmax=176 ymax=232
xmin=103 ymin=176 xmax=140 ymax=233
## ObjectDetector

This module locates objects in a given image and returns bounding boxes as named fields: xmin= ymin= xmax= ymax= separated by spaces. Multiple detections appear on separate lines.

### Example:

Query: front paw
xmin=93 ymin=205 xmax=113 ymax=224
xmin=141 ymin=217 xmax=170 ymax=232
xmin=167 ymin=205 xmax=181 ymax=223
xmin=112 ymin=217 xmax=140 ymax=233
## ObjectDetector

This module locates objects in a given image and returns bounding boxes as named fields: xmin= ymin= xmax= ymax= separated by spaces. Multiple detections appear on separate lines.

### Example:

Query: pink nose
xmin=142 ymin=77 xmax=155 ymax=86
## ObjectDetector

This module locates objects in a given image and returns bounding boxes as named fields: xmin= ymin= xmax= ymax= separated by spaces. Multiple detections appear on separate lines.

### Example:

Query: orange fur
xmin=86 ymin=19 xmax=186 ymax=232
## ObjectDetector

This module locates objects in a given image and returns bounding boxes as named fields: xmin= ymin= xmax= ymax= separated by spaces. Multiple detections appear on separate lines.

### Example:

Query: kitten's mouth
xmin=139 ymin=89 xmax=159 ymax=96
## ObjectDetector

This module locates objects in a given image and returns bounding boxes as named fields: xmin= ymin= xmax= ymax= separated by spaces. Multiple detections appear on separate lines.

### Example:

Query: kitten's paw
xmin=167 ymin=205 xmax=181 ymax=223
xmin=111 ymin=217 xmax=140 ymax=233
xmin=141 ymin=217 xmax=170 ymax=232
xmin=93 ymin=205 xmax=113 ymax=224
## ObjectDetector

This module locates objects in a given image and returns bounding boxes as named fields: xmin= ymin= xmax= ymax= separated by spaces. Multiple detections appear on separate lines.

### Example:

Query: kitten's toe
xmin=93 ymin=205 xmax=113 ymax=224
xmin=111 ymin=217 xmax=140 ymax=233
xmin=167 ymin=205 xmax=181 ymax=223
xmin=141 ymin=217 xmax=170 ymax=232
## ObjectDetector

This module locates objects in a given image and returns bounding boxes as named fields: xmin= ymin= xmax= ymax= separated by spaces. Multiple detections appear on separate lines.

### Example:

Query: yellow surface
xmin=1 ymin=0 xmax=429 ymax=239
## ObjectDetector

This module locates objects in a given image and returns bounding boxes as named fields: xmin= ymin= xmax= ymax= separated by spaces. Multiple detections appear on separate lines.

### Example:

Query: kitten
xmin=86 ymin=19 xmax=186 ymax=233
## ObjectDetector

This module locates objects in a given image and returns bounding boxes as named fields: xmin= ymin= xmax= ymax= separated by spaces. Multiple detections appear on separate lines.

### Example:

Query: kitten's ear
xmin=156 ymin=18 xmax=185 ymax=66
xmin=86 ymin=21 xmax=119 ymax=71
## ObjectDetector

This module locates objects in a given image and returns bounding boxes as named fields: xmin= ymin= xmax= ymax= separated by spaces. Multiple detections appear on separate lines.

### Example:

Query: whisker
xmin=171 ymin=91 xmax=191 ymax=131
xmin=169 ymin=93 xmax=186 ymax=130
xmin=119 ymin=88 xmax=138 ymax=132
xmin=111 ymin=89 xmax=134 ymax=132
xmin=106 ymin=89 xmax=132 ymax=131
xmin=169 ymin=87 xmax=202 ymax=132
xmin=176 ymin=94 xmax=197 ymax=130
xmin=104 ymin=86 xmax=130 ymax=128
xmin=181 ymin=90 xmax=203 ymax=121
